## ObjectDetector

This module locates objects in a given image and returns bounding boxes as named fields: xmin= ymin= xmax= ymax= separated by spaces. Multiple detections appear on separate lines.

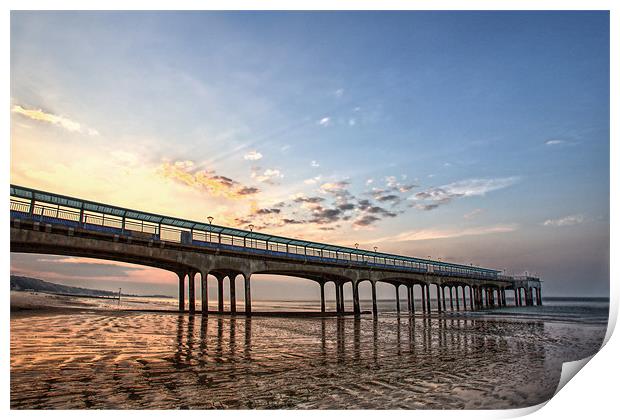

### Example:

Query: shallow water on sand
xmin=10 ymin=304 xmax=607 ymax=409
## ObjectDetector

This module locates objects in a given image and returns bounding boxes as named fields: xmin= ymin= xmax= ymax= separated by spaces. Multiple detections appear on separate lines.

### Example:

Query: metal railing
xmin=10 ymin=196 xmax=507 ymax=281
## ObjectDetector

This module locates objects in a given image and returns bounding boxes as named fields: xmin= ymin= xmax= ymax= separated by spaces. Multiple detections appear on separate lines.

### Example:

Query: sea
xmin=10 ymin=294 xmax=609 ymax=409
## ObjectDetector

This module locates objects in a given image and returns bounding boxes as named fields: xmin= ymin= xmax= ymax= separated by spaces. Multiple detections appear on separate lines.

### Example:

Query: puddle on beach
xmin=10 ymin=309 xmax=606 ymax=409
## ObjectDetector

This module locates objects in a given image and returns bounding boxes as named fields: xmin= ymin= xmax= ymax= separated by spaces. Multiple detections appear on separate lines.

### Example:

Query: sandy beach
xmin=10 ymin=291 xmax=607 ymax=409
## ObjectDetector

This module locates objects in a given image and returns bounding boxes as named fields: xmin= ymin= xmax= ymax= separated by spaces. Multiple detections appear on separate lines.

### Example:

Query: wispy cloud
xmin=304 ymin=175 xmax=322 ymax=185
xmin=334 ymin=88 xmax=344 ymax=98
xmin=464 ymin=208 xmax=484 ymax=219
xmin=12 ymin=104 xmax=99 ymax=135
xmin=368 ymin=224 xmax=518 ymax=243
xmin=251 ymin=167 xmax=284 ymax=184
xmin=310 ymin=160 xmax=320 ymax=167
xmin=543 ymin=214 xmax=584 ymax=227
xmin=545 ymin=139 xmax=565 ymax=146
xmin=318 ymin=117 xmax=331 ymax=127
xmin=410 ymin=177 xmax=519 ymax=210
xmin=158 ymin=160 xmax=259 ymax=198
xmin=243 ymin=150 xmax=263 ymax=161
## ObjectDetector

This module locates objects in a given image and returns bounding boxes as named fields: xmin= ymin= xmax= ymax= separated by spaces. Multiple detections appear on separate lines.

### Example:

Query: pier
xmin=10 ymin=184 xmax=543 ymax=316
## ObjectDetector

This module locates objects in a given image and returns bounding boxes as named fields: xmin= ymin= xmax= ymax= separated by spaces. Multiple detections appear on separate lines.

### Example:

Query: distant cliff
xmin=10 ymin=275 xmax=172 ymax=298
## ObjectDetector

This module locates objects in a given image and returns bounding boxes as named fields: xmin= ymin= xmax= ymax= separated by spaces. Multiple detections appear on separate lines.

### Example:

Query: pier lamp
xmin=355 ymin=243 xmax=359 ymax=249
xmin=207 ymin=216 xmax=213 ymax=242
xmin=248 ymin=224 xmax=254 ymax=248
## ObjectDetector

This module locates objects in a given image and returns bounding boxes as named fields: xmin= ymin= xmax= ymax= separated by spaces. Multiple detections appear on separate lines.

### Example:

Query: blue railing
xmin=10 ymin=203 xmax=501 ymax=281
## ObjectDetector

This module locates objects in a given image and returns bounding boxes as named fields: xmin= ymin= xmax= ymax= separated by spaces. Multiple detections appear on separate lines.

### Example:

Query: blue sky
xmin=10 ymin=11 xmax=609 ymax=297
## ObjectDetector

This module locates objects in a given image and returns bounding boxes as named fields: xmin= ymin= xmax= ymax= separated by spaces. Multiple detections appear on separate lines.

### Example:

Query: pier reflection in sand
xmin=10 ymin=311 xmax=604 ymax=409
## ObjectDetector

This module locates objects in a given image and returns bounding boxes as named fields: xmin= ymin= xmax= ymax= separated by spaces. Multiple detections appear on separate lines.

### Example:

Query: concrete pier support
xmin=188 ymin=271 xmax=196 ymax=314
xmin=407 ymin=285 xmax=412 ymax=313
xmin=449 ymin=287 xmax=454 ymax=310
xmin=421 ymin=285 xmax=427 ymax=313
xmin=461 ymin=287 xmax=467 ymax=310
xmin=353 ymin=282 xmax=361 ymax=315
xmin=514 ymin=289 xmax=519 ymax=307
xmin=371 ymin=281 xmax=378 ymax=316
xmin=320 ymin=282 xmax=325 ymax=313
xmin=335 ymin=282 xmax=342 ymax=313
xmin=201 ymin=271 xmax=208 ymax=315
xmin=436 ymin=284 xmax=442 ymax=313
xmin=178 ymin=272 xmax=185 ymax=312
xmin=217 ymin=275 xmax=224 ymax=312
xmin=244 ymin=274 xmax=251 ymax=315
xmin=537 ymin=287 xmax=543 ymax=305
xmin=441 ymin=286 xmax=446 ymax=312
xmin=469 ymin=287 xmax=474 ymax=310
xmin=229 ymin=274 xmax=236 ymax=314
xmin=426 ymin=284 xmax=431 ymax=313
xmin=340 ymin=283 xmax=346 ymax=313
xmin=395 ymin=284 xmax=400 ymax=313
xmin=456 ymin=286 xmax=460 ymax=311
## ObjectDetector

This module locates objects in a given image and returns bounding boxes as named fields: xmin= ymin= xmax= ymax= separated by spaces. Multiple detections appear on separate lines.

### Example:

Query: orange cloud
xmin=12 ymin=104 xmax=99 ymax=135
xmin=158 ymin=160 xmax=259 ymax=199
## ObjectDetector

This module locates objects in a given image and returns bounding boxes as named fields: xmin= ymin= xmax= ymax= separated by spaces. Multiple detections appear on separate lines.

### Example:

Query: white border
xmin=3 ymin=2 xmax=617 ymax=420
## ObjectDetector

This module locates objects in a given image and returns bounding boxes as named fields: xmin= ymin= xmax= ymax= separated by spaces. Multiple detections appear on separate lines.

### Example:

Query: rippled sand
xmin=10 ymin=307 xmax=606 ymax=409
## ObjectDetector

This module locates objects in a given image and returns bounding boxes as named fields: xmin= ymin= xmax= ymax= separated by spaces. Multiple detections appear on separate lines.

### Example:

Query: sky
xmin=10 ymin=11 xmax=610 ymax=298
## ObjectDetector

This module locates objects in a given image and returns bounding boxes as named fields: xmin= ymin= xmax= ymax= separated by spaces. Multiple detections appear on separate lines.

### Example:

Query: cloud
xmin=369 ymin=224 xmax=518 ymax=243
xmin=410 ymin=177 xmax=519 ymax=210
xmin=158 ymin=160 xmax=259 ymax=198
xmin=318 ymin=117 xmax=331 ymax=127
xmin=320 ymin=181 xmax=350 ymax=193
xmin=309 ymin=206 xmax=342 ymax=224
xmin=353 ymin=214 xmax=381 ymax=227
xmin=310 ymin=160 xmax=320 ymax=167
xmin=244 ymin=150 xmax=263 ymax=161
xmin=334 ymin=88 xmax=344 ymax=98
xmin=545 ymin=139 xmax=565 ymax=146
xmin=464 ymin=208 xmax=484 ymax=219
xmin=304 ymin=175 xmax=322 ymax=185
xmin=543 ymin=214 xmax=584 ymax=227
xmin=12 ymin=104 xmax=99 ymax=135
xmin=254 ymin=208 xmax=281 ymax=215
xmin=293 ymin=195 xmax=325 ymax=204
xmin=251 ymin=168 xmax=284 ymax=184
xmin=366 ymin=179 xmax=374 ymax=186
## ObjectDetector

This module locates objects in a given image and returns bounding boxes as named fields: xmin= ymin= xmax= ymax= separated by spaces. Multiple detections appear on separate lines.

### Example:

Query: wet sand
xmin=10 ymin=299 xmax=606 ymax=409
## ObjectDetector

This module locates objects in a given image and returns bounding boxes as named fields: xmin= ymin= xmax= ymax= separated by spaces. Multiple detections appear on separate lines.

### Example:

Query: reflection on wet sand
xmin=11 ymin=310 xmax=605 ymax=409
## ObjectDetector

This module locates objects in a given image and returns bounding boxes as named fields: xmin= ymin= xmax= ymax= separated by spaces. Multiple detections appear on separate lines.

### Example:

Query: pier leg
xmin=189 ymin=272 xmax=196 ymax=314
xmin=462 ymin=287 xmax=467 ymax=310
xmin=456 ymin=286 xmax=460 ymax=311
xmin=441 ymin=286 xmax=446 ymax=312
xmin=353 ymin=282 xmax=361 ymax=315
xmin=436 ymin=284 xmax=441 ymax=313
xmin=371 ymin=282 xmax=378 ymax=316
xmin=514 ymin=289 xmax=519 ymax=307
xmin=449 ymin=287 xmax=454 ymax=311
xmin=340 ymin=283 xmax=346 ymax=313
xmin=421 ymin=285 xmax=427 ymax=313
xmin=469 ymin=287 xmax=474 ymax=310
xmin=217 ymin=276 xmax=224 ymax=312
xmin=320 ymin=282 xmax=325 ymax=313
xmin=244 ymin=274 xmax=252 ymax=315
xmin=395 ymin=284 xmax=400 ymax=313
xmin=229 ymin=274 xmax=236 ymax=314
xmin=335 ymin=282 xmax=342 ymax=313
xmin=537 ymin=287 xmax=543 ymax=306
xmin=426 ymin=284 xmax=431 ymax=313
xmin=178 ymin=272 xmax=185 ymax=312
xmin=410 ymin=285 xmax=415 ymax=313
xmin=201 ymin=271 xmax=208 ymax=315
xmin=407 ymin=285 xmax=412 ymax=313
